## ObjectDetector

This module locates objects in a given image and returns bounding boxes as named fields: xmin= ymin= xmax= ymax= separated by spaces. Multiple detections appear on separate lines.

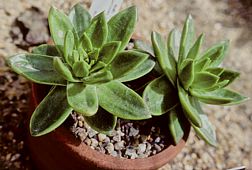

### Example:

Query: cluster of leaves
xmin=8 ymin=4 xmax=155 ymax=136
xmin=139 ymin=15 xmax=248 ymax=146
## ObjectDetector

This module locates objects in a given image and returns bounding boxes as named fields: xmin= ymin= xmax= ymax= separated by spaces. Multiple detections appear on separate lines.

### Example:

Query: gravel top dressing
xmin=70 ymin=112 xmax=170 ymax=159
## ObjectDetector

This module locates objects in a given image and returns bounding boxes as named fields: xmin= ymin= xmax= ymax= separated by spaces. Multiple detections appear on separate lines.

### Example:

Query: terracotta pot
xmin=27 ymin=83 xmax=190 ymax=170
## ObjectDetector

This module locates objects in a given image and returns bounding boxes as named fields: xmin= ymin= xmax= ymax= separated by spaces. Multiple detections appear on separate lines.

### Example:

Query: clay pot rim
xmin=31 ymin=82 xmax=190 ymax=170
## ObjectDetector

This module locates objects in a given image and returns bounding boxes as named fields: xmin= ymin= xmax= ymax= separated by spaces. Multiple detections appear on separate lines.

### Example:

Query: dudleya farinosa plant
xmin=140 ymin=15 xmax=248 ymax=146
xmin=8 ymin=4 xmax=155 ymax=136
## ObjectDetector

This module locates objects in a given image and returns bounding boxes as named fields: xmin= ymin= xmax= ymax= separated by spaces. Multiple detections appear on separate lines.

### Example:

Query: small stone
xmin=112 ymin=134 xmax=121 ymax=142
xmin=78 ymin=120 xmax=84 ymax=127
xmin=78 ymin=131 xmax=87 ymax=141
xmin=146 ymin=142 xmax=152 ymax=151
xmin=98 ymin=133 xmax=107 ymax=142
xmin=88 ymin=129 xmax=98 ymax=138
xmin=137 ymin=143 xmax=146 ymax=154
xmin=114 ymin=141 xmax=124 ymax=151
xmin=110 ymin=151 xmax=118 ymax=157
xmin=152 ymin=150 xmax=157 ymax=155
xmin=91 ymin=138 xmax=98 ymax=147
xmin=154 ymin=144 xmax=161 ymax=152
xmin=84 ymin=138 xmax=91 ymax=146
xmin=154 ymin=137 xmax=161 ymax=143
xmin=5 ymin=153 xmax=12 ymax=161
xmin=105 ymin=143 xmax=114 ymax=154
xmin=7 ymin=131 xmax=14 ymax=141
xmin=77 ymin=115 xmax=84 ymax=121
xmin=129 ymin=127 xmax=139 ymax=137
xmin=10 ymin=154 xmax=20 ymax=162
xmin=125 ymin=147 xmax=138 ymax=159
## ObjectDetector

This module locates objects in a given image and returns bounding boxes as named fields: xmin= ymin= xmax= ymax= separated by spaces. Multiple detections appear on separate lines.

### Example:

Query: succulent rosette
xmin=8 ymin=4 xmax=155 ymax=136
xmin=141 ymin=15 xmax=248 ymax=146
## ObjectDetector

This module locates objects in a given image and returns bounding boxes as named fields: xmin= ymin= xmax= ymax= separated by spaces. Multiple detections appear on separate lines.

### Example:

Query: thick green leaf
xmin=167 ymin=28 xmax=181 ymax=61
xmin=107 ymin=6 xmax=137 ymax=51
xmin=98 ymin=81 xmax=151 ymax=120
xmin=179 ymin=59 xmax=194 ymax=90
xmin=200 ymin=40 xmax=229 ymax=67
xmin=32 ymin=44 xmax=60 ymax=56
xmin=86 ymin=12 xmax=107 ymax=48
xmin=64 ymin=30 xmax=75 ymax=65
xmin=84 ymin=107 xmax=117 ymax=134
xmin=143 ymin=75 xmax=178 ymax=115
xmin=69 ymin=3 xmax=91 ymax=37
xmin=109 ymin=50 xmax=148 ymax=80
xmin=53 ymin=57 xmax=77 ymax=82
xmin=134 ymin=39 xmax=154 ymax=56
xmin=48 ymin=6 xmax=74 ymax=54
xmin=80 ymin=32 xmax=93 ymax=52
xmin=151 ymin=32 xmax=177 ymax=86
xmin=72 ymin=61 xmax=90 ymax=77
xmin=219 ymin=69 xmax=240 ymax=86
xmin=178 ymin=83 xmax=202 ymax=127
xmin=206 ymin=67 xmax=224 ymax=76
xmin=30 ymin=86 xmax=72 ymax=136
xmin=191 ymin=72 xmax=219 ymax=90
xmin=194 ymin=58 xmax=211 ymax=72
xmin=8 ymin=54 xmax=66 ymax=85
xmin=187 ymin=33 xmax=204 ymax=60
xmin=203 ymin=80 xmax=230 ymax=91
xmin=98 ymin=41 xmax=121 ymax=64
xmin=192 ymin=113 xmax=217 ymax=146
xmin=67 ymin=83 xmax=98 ymax=116
xmin=83 ymin=69 xmax=113 ymax=84
xmin=117 ymin=58 xmax=155 ymax=82
xmin=190 ymin=88 xmax=248 ymax=105
xmin=178 ymin=15 xmax=195 ymax=65
xmin=168 ymin=108 xmax=185 ymax=144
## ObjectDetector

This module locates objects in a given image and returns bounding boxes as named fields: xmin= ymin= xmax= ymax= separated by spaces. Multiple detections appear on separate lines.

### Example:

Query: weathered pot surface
xmin=27 ymin=83 xmax=190 ymax=170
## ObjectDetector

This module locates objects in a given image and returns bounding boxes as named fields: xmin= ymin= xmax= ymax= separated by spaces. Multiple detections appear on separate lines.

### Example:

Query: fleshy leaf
xmin=200 ymin=40 xmax=229 ymax=67
xmin=86 ymin=12 xmax=108 ymax=48
xmin=178 ymin=83 xmax=202 ymax=127
xmin=134 ymin=39 xmax=154 ymax=56
xmin=151 ymin=32 xmax=177 ymax=86
xmin=109 ymin=50 xmax=148 ymax=80
xmin=80 ymin=32 xmax=93 ymax=52
xmin=206 ymin=67 xmax=224 ymax=76
xmin=168 ymin=108 xmax=185 ymax=144
xmin=98 ymin=41 xmax=121 ymax=64
xmin=64 ymin=30 xmax=75 ymax=65
xmin=117 ymin=58 xmax=155 ymax=82
xmin=194 ymin=58 xmax=211 ymax=72
xmin=68 ymin=3 xmax=91 ymax=37
xmin=48 ymin=6 xmax=74 ymax=54
xmin=97 ymin=81 xmax=151 ymax=120
xmin=219 ymin=69 xmax=240 ymax=86
xmin=30 ymin=86 xmax=72 ymax=136
xmin=107 ymin=6 xmax=137 ymax=51
xmin=53 ymin=57 xmax=77 ymax=82
xmin=8 ymin=54 xmax=66 ymax=85
xmin=67 ymin=83 xmax=98 ymax=116
xmin=143 ymin=75 xmax=178 ymax=115
xmin=178 ymin=15 xmax=195 ymax=65
xmin=32 ymin=44 xmax=60 ymax=56
xmin=190 ymin=88 xmax=248 ymax=105
xmin=179 ymin=59 xmax=194 ymax=90
xmin=84 ymin=107 xmax=117 ymax=134
xmin=83 ymin=69 xmax=113 ymax=84
xmin=72 ymin=61 xmax=90 ymax=77
xmin=192 ymin=113 xmax=217 ymax=146
xmin=167 ymin=28 xmax=181 ymax=61
xmin=191 ymin=72 xmax=219 ymax=90
xmin=187 ymin=33 xmax=204 ymax=60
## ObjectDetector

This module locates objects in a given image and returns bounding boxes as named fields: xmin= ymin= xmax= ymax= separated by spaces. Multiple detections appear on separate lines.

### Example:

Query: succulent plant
xmin=140 ymin=15 xmax=248 ymax=146
xmin=8 ymin=4 xmax=155 ymax=136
